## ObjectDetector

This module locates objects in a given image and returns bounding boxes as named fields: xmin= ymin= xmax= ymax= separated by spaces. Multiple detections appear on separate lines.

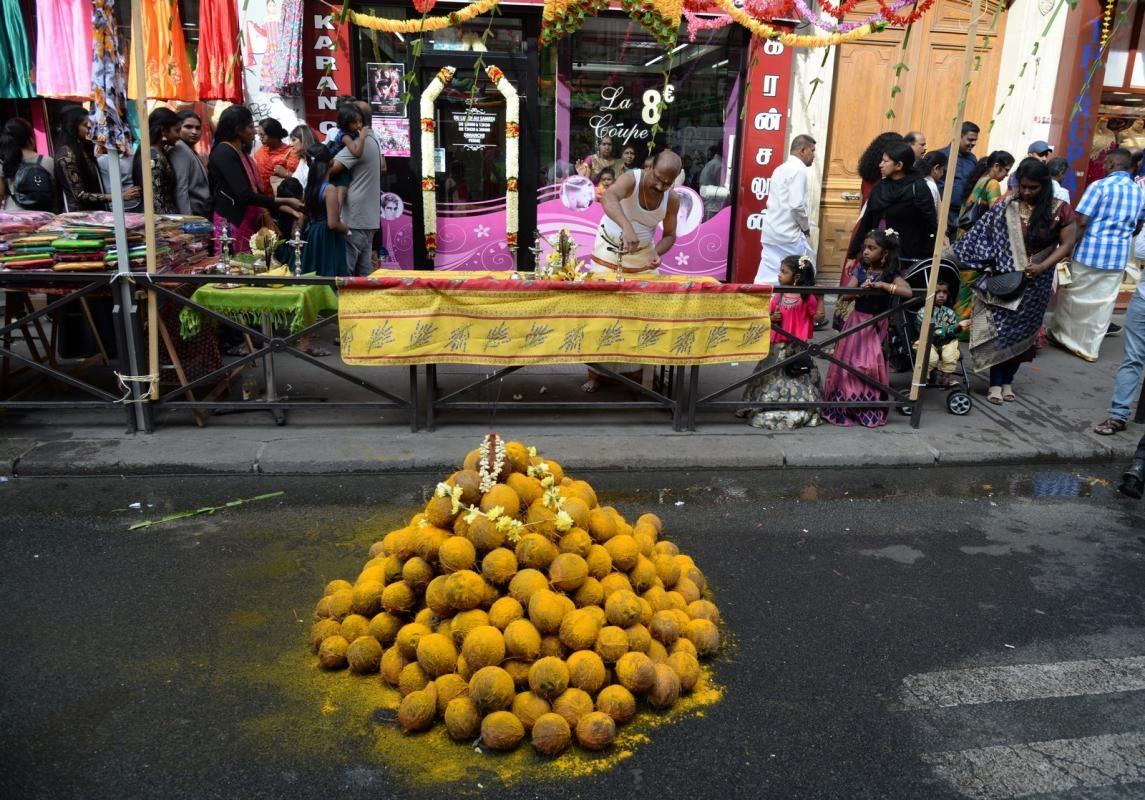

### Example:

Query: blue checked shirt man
xmin=1049 ymin=149 xmax=1145 ymax=361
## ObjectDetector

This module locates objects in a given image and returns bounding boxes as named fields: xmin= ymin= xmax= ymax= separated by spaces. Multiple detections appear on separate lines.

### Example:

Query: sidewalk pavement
xmin=1 ymin=321 xmax=1141 ymax=477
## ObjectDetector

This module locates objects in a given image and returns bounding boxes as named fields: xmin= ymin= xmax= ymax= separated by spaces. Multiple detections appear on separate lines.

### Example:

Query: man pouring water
xmin=590 ymin=149 xmax=682 ymax=276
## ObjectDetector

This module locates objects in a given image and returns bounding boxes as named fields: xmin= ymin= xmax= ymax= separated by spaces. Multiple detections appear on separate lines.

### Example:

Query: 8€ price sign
xmin=731 ymin=38 xmax=794 ymax=284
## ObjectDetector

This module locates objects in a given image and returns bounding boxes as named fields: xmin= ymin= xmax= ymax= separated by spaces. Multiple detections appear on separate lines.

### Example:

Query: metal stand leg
xmin=409 ymin=365 xmax=419 ymax=432
xmin=426 ymin=364 xmax=436 ymax=432
xmin=687 ymin=366 xmax=700 ymax=431
xmin=261 ymin=313 xmax=285 ymax=426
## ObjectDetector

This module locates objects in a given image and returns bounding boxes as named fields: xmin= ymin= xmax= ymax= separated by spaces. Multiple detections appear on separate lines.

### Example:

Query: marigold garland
xmin=349 ymin=0 xmax=500 ymax=33
xmin=709 ymin=0 xmax=880 ymax=45
xmin=875 ymin=0 xmax=937 ymax=29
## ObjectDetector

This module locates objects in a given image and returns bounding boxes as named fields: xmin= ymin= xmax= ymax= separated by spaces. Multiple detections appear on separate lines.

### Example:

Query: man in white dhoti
xmin=755 ymin=134 xmax=816 ymax=286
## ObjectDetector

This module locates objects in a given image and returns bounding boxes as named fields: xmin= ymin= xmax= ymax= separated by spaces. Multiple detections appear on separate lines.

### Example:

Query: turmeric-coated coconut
xmin=504 ymin=658 xmax=532 ymax=689
xmin=529 ymin=589 xmax=573 ymax=635
xmin=671 ymin=637 xmax=698 ymax=659
xmin=466 ymin=515 xmax=505 ymax=553
xmin=573 ymin=577 xmax=604 ymax=609
xmin=398 ymin=687 xmax=437 ymax=733
xmin=636 ymin=512 xmax=662 ymax=534
xmin=438 ymin=536 xmax=477 ymax=574
xmin=675 ymin=576 xmax=702 ymax=605
xmin=508 ymin=568 xmax=549 ymax=606
xmin=398 ymin=661 xmax=430 ymax=696
xmin=381 ymin=581 xmax=416 ymax=615
xmin=325 ymin=589 xmax=354 ymax=620
xmin=481 ymin=547 xmax=518 ymax=586
xmin=653 ymin=553 xmax=682 ymax=588
xmin=575 ymin=711 xmax=616 ymax=751
xmin=423 ymin=575 xmax=451 ymax=617
xmin=414 ymin=525 xmax=450 ymax=563
xmin=687 ymin=599 xmax=720 ymax=624
xmin=595 ymin=684 xmax=637 ymax=724
xmin=686 ymin=618 xmax=720 ymax=657
xmin=488 ymin=596 xmax=524 ymax=629
xmin=325 ymin=578 xmax=353 ymax=596
xmin=401 ymin=558 xmax=435 ymax=592
xmin=625 ymin=624 xmax=652 ymax=654
xmin=647 ymin=639 xmax=669 ymax=664
xmin=481 ymin=710 xmax=525 ymax=751
xmin=416 ymin=632 xmax=459 ymax=677
xmin=629 ymin=555 xmax=658 ymax=593
xmin=445 ymin=570 xmax=485 ymax=611
xmin=667 ymin=651 xmax=701 ymax=693
xmin=434 ymin=672 xmax=470 ymax=716
xmin=654 ymin=539 xmax=680 ymax=557
xmin=318 ymin=635 xmax=349 ymax=670
xmin=452 ymin=469 xmax=482 ymax=506
xmin=347 ymin=635 xmax=384 ymax=673
xmin=561 ymin=497 xmax=590 ymax=531
xmin=463 ymin=448 xmax=482 ymax=472
xmin=506 ymin=472 xmax=543 ymax=507
xmin=566 ymin=650 xmax=607 ymax=694
xmin=515 ymin=533 xmax=558 ymax=570
xmin=585 ymin=544 xmax=612 ymax=579
xmin=615 ymin=651 xmax=656 ymax=694
xmin=444 ymin=696 xmax=481 ymax=740
xmin=351 ymin=581 xmax=384 ymax=616
xmin=599 ymin=572 xmax=633 ymax=599
xmin=558 ymin=608 xmax=600 ymax=652
xmin=504 ymin=618 xmax=543 ymax=660
xmin=558 ymin=527 xmax=593 ymax=557
xmin=414 ymin=608 xmax=440 ymax=629
xmin=380 ymin=645 xmax=406 ymax=686
xmin=340 ymin=614 xmax=370 ymax=644
xmin=549 ymin=552 xmax=588 ymax=592
xmin=504 ymin=440 xmax=530 ymax=473
xmin=539 ymin=634 xmax=567 ymax=659
xmin=395 ymin=622 xmax=433 ymax=660
xmin=469 ymin=666 xmax=516 ymax=714
xmin=604 ymin=534 xmax=639 ymax=571
xmin=524 ymin=501 xmax=558 ymax=540
xmin=449 ymin=609 xmax=490 ymax=647
xmin=552 ymin=688 xmax=594 ymax=728
xmin=531 ymin=712 xmax=572 ymax=756
xmin=527 ymin=656 xmax=569 ymax=701
xmin=647 ymin=663 xmax=681 ymax=709
xmin=309 ymin=619 xmax=341 ymax=652
xmin=586 ymin=508 xmax=617 ymax=543
xmin=510 ymin=690 xmax=551 ymax=732
xmin=461 ymin=625 xmax=506 ymax=671
xmin=633 ymin=532 xmax=655 ymax=559
xmin=605 ymin=590 xmax=643 ymax=628
xmin=480 ymin=483 xmax=521 ymax=518
xmin=649 ymin=610 xmax=682 ymax=645
xmin=594 ymin=625 xmax=629 ymax=664
xmin=424 ymin=495 xmax=457 ymax=529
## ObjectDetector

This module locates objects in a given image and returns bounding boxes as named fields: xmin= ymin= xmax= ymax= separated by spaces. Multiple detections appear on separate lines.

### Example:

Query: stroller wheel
xmin=947 ymin=391 xmax=972 ymax=416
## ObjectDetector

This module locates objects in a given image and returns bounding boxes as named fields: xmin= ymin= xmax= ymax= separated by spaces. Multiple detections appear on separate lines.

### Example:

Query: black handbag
xmin=784 ymin=353 xmax=814 ymax=377
xmin=983 ymin=270 xmax=1026 ymax=300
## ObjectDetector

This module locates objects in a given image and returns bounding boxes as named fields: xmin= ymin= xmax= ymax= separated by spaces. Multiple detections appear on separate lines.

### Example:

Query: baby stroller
xmin=888 ymin=256 xmax=973 ymax=416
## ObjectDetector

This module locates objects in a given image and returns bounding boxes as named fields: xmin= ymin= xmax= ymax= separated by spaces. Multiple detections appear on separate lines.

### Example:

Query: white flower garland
xmin=477 ymin=432 xmax=507 ymax=493
xmin=485 ymin=65 xmax=520 ymax=252
xmin=420 ymin=66 xmax=456 ymax=262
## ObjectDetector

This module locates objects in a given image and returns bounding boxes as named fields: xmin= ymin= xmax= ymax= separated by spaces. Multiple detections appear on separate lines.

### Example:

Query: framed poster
xmin=367 ymin=62 xmax=405 ymax=116
xmin=373 ymin=117 xmax=411 ymax=157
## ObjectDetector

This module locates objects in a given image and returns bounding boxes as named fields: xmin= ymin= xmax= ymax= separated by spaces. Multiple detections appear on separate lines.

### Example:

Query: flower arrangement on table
xmin=530 ymin=227 xmax=585 ymax=282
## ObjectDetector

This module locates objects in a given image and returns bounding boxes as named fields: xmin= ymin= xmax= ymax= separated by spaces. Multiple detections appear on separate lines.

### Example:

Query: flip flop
xmin=1002 ymin=385 xmax=1016 ymax=401
xmin=987 ymin=386 xmax=1003 ymax=405
xmin=1094 ymin=418 xmax=1127 ymax=435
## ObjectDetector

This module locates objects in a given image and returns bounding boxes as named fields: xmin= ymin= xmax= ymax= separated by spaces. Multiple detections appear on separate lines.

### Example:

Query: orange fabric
xmin=252 ymin=143 xmax=300 ymax=194
xmin=196 ymin=0 xmax=243 ymax=102
xmin=127 ymin=0 xmax=196 ymax=102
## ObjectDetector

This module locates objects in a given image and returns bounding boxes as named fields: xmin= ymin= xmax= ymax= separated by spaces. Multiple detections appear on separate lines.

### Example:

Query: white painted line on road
xmin=899 ymin=656 xmax=1145 ymax=709
xmin=923 ymin=732 xmax=1145 ymax=800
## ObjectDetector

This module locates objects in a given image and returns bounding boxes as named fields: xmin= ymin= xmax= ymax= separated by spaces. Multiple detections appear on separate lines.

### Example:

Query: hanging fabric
xmin=127 ymin=0 xmax=197 ymax=102
xmin=34 ymin=0 xmax=93 ymax=101
xmin=90 ymin=0 xmax=131 ymax=153
xmin=0 ymin=0 xmax=35 ymax=97
xmin=197 ymin=0 xmax=244 ymax=103
xmin=260 ymin=0 xmax=304 ymax=95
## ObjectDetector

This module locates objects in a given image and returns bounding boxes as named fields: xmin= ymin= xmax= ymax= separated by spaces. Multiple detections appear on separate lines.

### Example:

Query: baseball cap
xmin=1028 ymin=140 xmax=1053 ymax=156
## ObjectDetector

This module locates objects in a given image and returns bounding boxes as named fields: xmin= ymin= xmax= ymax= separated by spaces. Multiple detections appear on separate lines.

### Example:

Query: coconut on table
xmin=309 ymin=434 xmax=722 ymax=757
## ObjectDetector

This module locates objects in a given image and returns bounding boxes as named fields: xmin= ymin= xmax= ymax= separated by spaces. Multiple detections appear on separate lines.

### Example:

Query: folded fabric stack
xmin=155 ymin=215 xmax=213 ymax=271
xmin=0 ymin=211 xmax=58 ymax=270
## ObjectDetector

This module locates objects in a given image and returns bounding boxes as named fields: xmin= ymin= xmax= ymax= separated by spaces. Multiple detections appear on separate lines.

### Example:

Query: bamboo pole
xmin=909 ymin=0 xmax=983 ymax=404
xmin=129 ymin=0 xmax=159 ymax=400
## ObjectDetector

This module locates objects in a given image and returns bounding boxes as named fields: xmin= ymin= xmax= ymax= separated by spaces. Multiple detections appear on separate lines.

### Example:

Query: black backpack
xmin=12 ymin=156 xmax=55 ymax=211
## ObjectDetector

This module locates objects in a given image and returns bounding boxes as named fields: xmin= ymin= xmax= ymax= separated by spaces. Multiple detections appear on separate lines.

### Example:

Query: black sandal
xmin=1094 ymin=418 xmax=1127 ymax=435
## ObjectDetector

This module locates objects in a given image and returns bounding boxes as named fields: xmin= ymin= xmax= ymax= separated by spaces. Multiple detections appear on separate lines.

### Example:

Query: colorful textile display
xmin=34 ymin=0 xmax=93 ymax=100
xmin=0 ymin=0 xmax=35 ymax=97
xmin=179 ymin=274 xmax=340 ymax=338
xmin=337 ymin=276 xmax=772 ymax=366
xmin=259 ymin=0 xmax=304 ymax=95
xmin=197 ymin=0 xmax=243 ymax=103
xmin=90 ymin=0 xmax=131 ymax=153
xmin=128 ymin=0 xmax=196 ymax=102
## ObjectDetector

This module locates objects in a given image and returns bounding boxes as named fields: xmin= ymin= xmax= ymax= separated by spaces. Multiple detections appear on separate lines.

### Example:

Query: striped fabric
xmin=1073 ymin=171 xmax=1145 ymax=270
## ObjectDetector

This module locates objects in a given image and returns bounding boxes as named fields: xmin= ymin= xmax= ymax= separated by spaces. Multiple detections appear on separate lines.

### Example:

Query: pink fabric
xmin=35 ymin=0 xmax=93 ymax=100
xmin=770 ymin=293 xmax=817 ymax=344
xmin=821 ymin=309 xmax=889 ymax=428
xmin=213 ymin=147 xmax=268 ymax=252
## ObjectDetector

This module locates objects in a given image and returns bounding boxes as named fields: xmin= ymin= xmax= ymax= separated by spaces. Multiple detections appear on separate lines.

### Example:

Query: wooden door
xmin=817 ymin=0 xmax=1006 ymax=282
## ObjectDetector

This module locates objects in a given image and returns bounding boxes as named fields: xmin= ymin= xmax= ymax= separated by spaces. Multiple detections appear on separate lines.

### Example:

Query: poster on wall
xmin=373 ymin=117 xmax=411 ymax=157
xmin=367 ymin=63 xmax=406 ymax=116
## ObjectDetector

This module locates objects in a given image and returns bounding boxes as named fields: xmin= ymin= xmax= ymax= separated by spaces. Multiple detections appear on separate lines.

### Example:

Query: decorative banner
xmin=731 ymin=37 xmax=794 ymax=284
xmin=302 ymin=0 xmax=353 ymax=138
xmin=337 ymin=276 xmax=772 ymax=366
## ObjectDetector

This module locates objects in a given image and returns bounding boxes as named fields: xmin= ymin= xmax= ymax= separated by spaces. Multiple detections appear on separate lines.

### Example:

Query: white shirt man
xmin=756 ymin=135 xmax=816 ymax=285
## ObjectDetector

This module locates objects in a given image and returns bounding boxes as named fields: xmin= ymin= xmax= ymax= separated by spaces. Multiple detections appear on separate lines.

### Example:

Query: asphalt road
xmin=1 ymin=465 xmax=1143 ymax=800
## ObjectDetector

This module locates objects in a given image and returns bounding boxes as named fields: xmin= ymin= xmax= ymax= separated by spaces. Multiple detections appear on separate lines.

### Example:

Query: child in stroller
xmin=916 ymin=279 xmax=969 ymax=387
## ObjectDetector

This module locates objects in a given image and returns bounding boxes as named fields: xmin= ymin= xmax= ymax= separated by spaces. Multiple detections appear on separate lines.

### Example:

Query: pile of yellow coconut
xmin=308 ymin=434 xmax=721 ymax=756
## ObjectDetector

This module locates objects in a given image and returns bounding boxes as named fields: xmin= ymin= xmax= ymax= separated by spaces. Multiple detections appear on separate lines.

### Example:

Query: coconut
xmin=508 ymin=568 xmax=549 ymax=606
xmin=516 ymin=533 xmax=558 ymax=570
xmin=444 ymin=696 xmax=481 ymax=740
xmin=414 ymin=608 xmax=440 ymax=629
xmin=314 ymin=595 xmax=335 ymax=620
xmin=456 ymin=655 xmax=473 ymax=681
xmin=599 ymin=572 xmax=633 ymax=599
xmin=381 ymin=645 xmax=406 ymax=686
xmin=481 ymin=483 xmax=521 ymax=518
xmin=558 ymin=528 xmax=593 ymax=557
xmin=510 ymin=691 xmax=551 ymax=732
xmin=445 ymin=570 xmax=485 ymax=611
xmin=340 ymin=614 xmax=370 ymax=644
xmin=400 ymin=557 xmax=434 ymax=592
xmin=504 ymin=619 xmax=543 ymax=660
xmin=539 ymin=635 xmax=567 ymax=659
xmin=671 ymin=637 xmax=698 ymax=659
xmin=647 ymin=639 xmax=669 ymax=664
xmin=666 ymin=651 xmax=701 ymax=693
xmin=396 ymin=622 xmax=433 ymax=660
xmin=506 ymin=472 xmax=543 ymax=506
xmin=594 ymin=626 xmax=630 ymax=664
xmin=398 ymin=661 xmax=430 ymax=696
xmin=686 ymin=618 xmax=720 ymax=657
xmin=503 ymin=658 xmax=532 ymax=689
xmin=480 ymin=578 xmax=500 ymax=609
xmin=558 ymin=608 xmax=600 ymax=652
xmin=528 ymin=656 xmax=570 ymax=701
xmin=549 ymin=553 xmax=588 ymax=592
xmin=325 ymin=589 xmax=354 ymax=620
xmin=461 ymin=625 xmax=506 ymax=670
xmin=419 ymin=576 xmax=449 ymax=618
xmin=604 ymin=535 xmax=639 ymax=571
xmin=449 ymin=609 xmax=490 ymax=647
xmin=347 ymin=636 xmax=384 ymax=674
xmin=586 ymin=508 xmax=617 ymax=543
xmin=686 ymin=566 xmax=707 ymax=594
xmin=575 ymin=711 xmax=616 ymax=751
xmin=529 ymin=590 xmax=574 ymax=635
xmin=433 ymin=673 xmax=470 ymax=716
xmin=647 ymin=663 xmax=681 ymax=710
xmin=325 ymin=578 xmax=354 ymax=596
xmin=357 ymin=565 xmax=386 ymax=586
xmin=381 ymin=528 xmax=412 ymax=559
xmin=351 ymin=581 xmax=384 ymax=617
xmin=626 ymin=556 xmax=655 ymax=593
xmin=552 ymin=688 xmax=594 ymax=728
xmin=687 ymin=599 xmax=720 ymax=624
xmin=466 ymin=515 xmax=505 ymax=553
xmin=566 ymin=650 xmax=607 ymax=694
xmin=309 ymin=619 xmax=341 ymax=651
xmin=633 ymin=532 xmax=655 ymax=559
xmin=564 ymin=480 xmax=598 ymax=509
xmin=615 ymin=651 xmax=656 ymax=694
xmin=318 ymin=635 xmax=349 ymax=669
xmin=625 ymin=624 xmax=652 ymax=654
xmin=649 ymin=610 xmax=683 ymax=646
xmin=414 ymin=526 xmax=451 ymax=563
xmin=524 ymin=500 xmax=558 ymax=540
xmin=379 ymin=555 xmax=403 ymax=584
xmin=381 ymin=582 xmax=416 ymax=615
xmin=661 ymin=590 xmax=687 ymax=613
xmin=531 ymin=712 xmax=572 ymax=756
xmin=449 ymin=468 xmax=482 ymax=506
xmin=468 ymin=666 xmax=516 ymax=713
xmin=488 ymin=596 xmax=524 ymax=630
xmin=561 ymin=499 xmax=591 ymax=532
xmin=398 ymin=687 xmax=437 ymax=733
xmin=463 ymin=448 xmax=482 ymax=472
xmin=636 ymin=512 xmax=662 ymax=534
xmin=596 ymin=684 xmax=636 ymax=724
xmin=540 ymin=459 xmax=565 ymax=484
xmin=675 ymin=576 xmax=702 ymax=605
xmin=481 ymin=548 xmax=518 ymax=586
xmin=573 ymin=577 xmax=604 ymax=609
xmin=605 ymin=590 xmax=643 ymax=628
xmin=652 ymin=554 xmax=682 ymax=588
xmin=416 ymin=632 xmax=459 ymax=677
xmin=425 ymin=495 xmax=457 ymax=529
xmin=654 ymin=540 xmax=680 ymax=557
xmin=582 ymin=605 xmax=607 ymax=628
xmin=435 ymin=535 xmax=474 ymax=574
xmin=643 ymin=585 xmax=667 ymax=612
xmin=481 ymin=710 xmax=525 ymax=751
xmin=638 ymin=597 xmax=655 ymax=628
xmin=585 ymin=545 xmax=612 ymax=580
